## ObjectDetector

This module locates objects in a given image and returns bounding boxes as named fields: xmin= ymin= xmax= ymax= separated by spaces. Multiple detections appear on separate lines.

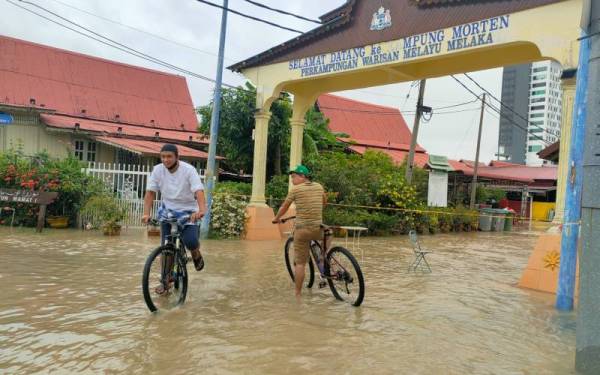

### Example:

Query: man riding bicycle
xmin=272 ymin=165 xmax=327 ymax=298
xmin=142 ymin=144 xmax=206 ymax=293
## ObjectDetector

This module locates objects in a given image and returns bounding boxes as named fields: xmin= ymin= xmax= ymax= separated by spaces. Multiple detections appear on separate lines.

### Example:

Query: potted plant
xmin=47 ymin=215 xmax=69 ymax=228
xmin=437 ymin=209 xmax=451 ymax=233
xmin=81 ymin=195 xmax=126 ymax=236
xmin=429 ymin=213 xmax=439 ymax=234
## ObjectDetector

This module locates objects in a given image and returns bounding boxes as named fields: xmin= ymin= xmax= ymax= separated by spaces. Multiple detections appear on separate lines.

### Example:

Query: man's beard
xmin=166 ymin=160 xmax=179 ymax=171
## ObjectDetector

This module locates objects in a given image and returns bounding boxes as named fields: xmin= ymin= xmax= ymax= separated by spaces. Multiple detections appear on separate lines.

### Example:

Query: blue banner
xmin=0 ymin=113 xmax=13 ymax=125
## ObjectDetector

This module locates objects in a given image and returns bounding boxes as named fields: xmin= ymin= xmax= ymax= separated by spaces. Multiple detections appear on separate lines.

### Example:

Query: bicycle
xmin=281 ymin=216 xmax=365 ymax=306
xmin=142 ymin=215 xmax=195 ymax=312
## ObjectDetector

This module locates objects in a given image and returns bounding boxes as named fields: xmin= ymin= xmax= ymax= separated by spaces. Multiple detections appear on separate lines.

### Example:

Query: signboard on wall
xmin=0 ymin=113 xmax=13 ymax=125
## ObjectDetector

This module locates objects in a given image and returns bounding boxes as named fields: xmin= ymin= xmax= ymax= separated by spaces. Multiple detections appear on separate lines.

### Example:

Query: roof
xmin=537 ymin=141 xmax=560 ymax=161
xmin=94 ymin=137 xmax=220 ymax=160
xmin=0 ymin=35 xmax=198 ymax=132
xmin=428 ymin=154 xmax=453 ymax=172
xmin=229 ymin=0 xmax=565 ymax=71
xmin=448 ymin=159 xmax=557 ymax=184
xmin=318 ymin=94 xmax=424 ymax=150
xmin=348 ymin=145 xmax=430 ymax=168
xmin=41 ymin=113 xmax=208 ymax=144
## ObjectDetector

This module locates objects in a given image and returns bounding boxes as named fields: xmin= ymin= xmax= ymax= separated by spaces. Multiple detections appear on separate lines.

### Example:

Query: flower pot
xmin=47 ymin=216 xmax=69 ymax=228
xmin=102 ymin=224 xmax=122 ymax=236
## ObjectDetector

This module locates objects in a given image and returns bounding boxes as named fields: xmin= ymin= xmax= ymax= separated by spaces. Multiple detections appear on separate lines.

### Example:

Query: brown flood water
xmin=0 ymin=226 xmax=576 ymax=374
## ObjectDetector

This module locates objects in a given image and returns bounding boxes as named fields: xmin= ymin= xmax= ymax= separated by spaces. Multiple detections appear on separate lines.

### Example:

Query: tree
xmin=197 ymin=83 xmax=292 ymax=177
xmin=302 ymin=107 xmax=347 ymax=165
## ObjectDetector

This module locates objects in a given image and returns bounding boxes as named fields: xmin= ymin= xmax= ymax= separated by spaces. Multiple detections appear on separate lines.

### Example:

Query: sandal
xmin=191 ymin=250 xmax=204 ymax=271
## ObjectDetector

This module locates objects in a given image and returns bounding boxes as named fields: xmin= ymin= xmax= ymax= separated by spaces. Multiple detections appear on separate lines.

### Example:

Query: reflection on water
xmin=0 ymin=227 xmax=575 ymax=374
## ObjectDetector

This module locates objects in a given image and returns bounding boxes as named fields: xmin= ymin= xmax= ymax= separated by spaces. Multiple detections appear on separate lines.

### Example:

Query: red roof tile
xmin=41 ymin=113 xmax=208 ymax=144
xmin=0 ymin=35 xmax=198 ymax=131
xmin=448 ymin=159 xmax=557 ymax=184
xmin=94 ymin=137 xmax=221 ymax=160
xmin=348 ymin=145 xmax=429 ymax=168
xmin=318 ymin=94 xmax=424 ymax=150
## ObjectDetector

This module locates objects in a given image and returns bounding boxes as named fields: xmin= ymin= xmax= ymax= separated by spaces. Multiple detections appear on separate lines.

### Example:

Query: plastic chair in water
xmin=408 ymin=230 xmax=432 ymax=273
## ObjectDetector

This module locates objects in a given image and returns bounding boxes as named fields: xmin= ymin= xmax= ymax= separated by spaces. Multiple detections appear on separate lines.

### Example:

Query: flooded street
xmin=0 ymin=226 xmax=576 ymax=374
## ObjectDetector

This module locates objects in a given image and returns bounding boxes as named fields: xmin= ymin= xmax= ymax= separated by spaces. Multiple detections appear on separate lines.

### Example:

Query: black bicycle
xmin=142 ymin=216 xmax=194 ymax=312
xmin=282 ymin=216 xmax=365 ymax=306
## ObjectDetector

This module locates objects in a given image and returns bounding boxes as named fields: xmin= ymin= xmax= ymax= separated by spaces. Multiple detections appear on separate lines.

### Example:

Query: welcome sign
xmin=288 ymin=15 xmax=511 ymax=78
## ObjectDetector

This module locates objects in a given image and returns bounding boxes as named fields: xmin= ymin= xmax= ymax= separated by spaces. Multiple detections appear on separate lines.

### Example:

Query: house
xmin=0 ymin=35 xmax=219 ymax=170
xmin=316 ymin=94 xmax=429 ymax=167
xmin=448 ymin=159 xmax=557 ymax=220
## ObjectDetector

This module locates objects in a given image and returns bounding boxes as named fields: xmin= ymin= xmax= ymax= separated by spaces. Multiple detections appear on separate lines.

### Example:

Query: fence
xmin=82 ymin=162 xmax=205 ymax=228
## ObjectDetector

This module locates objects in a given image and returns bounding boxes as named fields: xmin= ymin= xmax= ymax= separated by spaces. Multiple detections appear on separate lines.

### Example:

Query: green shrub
xmin=215 ymin=181 xmax=251 ymax=197
xmin=81 ymin=194 xmax=126 ymax=229
xmin=210 ymin=192 xmax=248 ymax=238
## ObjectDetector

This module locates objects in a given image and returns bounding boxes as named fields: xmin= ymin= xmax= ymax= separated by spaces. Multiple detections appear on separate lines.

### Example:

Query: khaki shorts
xmin=293 ymin=227 xmax=323 ymax=265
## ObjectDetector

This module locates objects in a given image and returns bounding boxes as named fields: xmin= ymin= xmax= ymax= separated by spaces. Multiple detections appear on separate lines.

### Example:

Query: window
xmin=532 ymin=90 xmax=546 ymax=96
xmin=87 ymin=142 xmax=97 ymax=162
xmin=532 ymin=82 xmax=547 ymax=88
xmin=529 ymin=128 xmax=543 ymax=133
xmin=531 ymin=98 xmax=545 ymax=103
xmin=74 ymin=139 xmax=97 ymax=162
xmin=74 ymin=140 xmax=85 ymax=160
xmin=528 ymin=145 xmax=543 ymax=152
xmin=530 ymin=105 xmax=545 ymax=111
xmin=530 ymin=113 xmax=545 ymax=118
xmin=533 ymin=67 xmax=548 ymax=73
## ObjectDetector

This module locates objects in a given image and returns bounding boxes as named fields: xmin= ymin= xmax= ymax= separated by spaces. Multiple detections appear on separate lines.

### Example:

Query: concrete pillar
xmin=249 ymin=110 xmax=271 ymax=206
xmin=289 ymin=118 xmax=305 ymax=171
xmin=553 ymin=71 xmax=577 ymax=223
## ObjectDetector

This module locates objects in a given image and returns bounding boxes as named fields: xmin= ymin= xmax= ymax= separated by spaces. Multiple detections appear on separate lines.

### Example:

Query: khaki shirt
xmin=285 ymin=182 xmax=324 ymax=228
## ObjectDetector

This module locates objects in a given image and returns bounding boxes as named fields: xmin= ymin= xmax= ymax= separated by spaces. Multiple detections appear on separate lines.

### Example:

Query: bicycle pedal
xmin=318 ymin=281 xmax=327 ymax=289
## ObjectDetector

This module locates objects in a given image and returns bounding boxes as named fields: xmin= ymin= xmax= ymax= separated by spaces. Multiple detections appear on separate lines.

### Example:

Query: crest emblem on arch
xmin=370 ymin=6 xmax=392 ymax=31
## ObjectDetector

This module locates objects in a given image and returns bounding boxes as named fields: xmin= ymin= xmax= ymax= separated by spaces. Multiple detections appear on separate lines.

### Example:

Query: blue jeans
xmin=160 ymin=222 xmax=200 ymax=250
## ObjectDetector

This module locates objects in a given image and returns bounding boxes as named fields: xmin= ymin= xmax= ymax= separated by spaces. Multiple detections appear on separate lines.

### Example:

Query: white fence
xmin=82 ymin=162 xmax=205 ymax=228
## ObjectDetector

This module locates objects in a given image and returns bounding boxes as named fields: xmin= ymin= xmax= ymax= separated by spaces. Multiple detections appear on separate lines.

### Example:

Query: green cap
xmin=289 ymin=164 xmax=310 ymax=176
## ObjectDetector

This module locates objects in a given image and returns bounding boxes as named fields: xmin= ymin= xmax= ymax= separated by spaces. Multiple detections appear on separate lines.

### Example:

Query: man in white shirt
xmin=142 ymin=144 xmax=206 ymax=282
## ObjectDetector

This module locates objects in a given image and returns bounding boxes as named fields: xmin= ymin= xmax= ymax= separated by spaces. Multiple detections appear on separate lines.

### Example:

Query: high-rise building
xmin=497 ymin=61 xmax=562 ymax=166
xmin=525 ymin=61 xmax=562 ymax=166
xmin=497 ymin=63 xmax=531 ymax=164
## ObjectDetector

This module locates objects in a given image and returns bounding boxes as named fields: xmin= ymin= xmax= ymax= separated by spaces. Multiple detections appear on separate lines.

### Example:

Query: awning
xmin=94 ymin=136 xmax=223 ymax=160
xmin=41 ymin=113 xmax=209 ymax=145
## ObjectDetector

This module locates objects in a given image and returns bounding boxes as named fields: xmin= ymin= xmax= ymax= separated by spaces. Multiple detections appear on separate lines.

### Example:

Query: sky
xmin=0 ymin=0 xmax=505 ymax=163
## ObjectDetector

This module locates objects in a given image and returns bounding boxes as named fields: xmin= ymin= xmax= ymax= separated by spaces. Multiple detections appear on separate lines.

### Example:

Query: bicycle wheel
xmin=284 ymin=237 xmax=315 ymax=288
xmin=325 ymin=246 xmax=365 ymax=306
xmin=142 ymin=245 xmax=188 ymax=312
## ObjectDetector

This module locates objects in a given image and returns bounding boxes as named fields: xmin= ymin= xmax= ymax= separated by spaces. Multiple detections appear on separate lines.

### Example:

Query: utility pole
xmin=405 ymin=80 xmax=426 ymax=183
xmin=201 ymin=0 xmax=228 ymax=238
xmin=469 ymin=93 xmax=486 ymax=209
xmin=576 ymin=1 xmax=600 ymax=372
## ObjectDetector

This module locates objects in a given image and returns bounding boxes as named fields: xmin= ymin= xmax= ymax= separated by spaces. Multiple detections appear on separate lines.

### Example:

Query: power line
xmin=7 ymin=0 xmax=241 ymax=89
xmin=242 ymin=0 xmax=321 ymax=24
xmin=194 ymin=0 xmax=304 ymax=34
xmin=462 ymin=72 xmax=548 ymax=136
xmin=450 ymin=75 xmax=550 ymax=146
xmin=317 ymin=104 xmax=482 ymax=116
xmin=46 ymin=0 xmax=236 ymax=61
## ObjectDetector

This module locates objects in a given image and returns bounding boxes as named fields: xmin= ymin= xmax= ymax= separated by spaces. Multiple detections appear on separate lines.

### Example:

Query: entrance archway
xmin=228 ymin=0 xmax=583 ymax=240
